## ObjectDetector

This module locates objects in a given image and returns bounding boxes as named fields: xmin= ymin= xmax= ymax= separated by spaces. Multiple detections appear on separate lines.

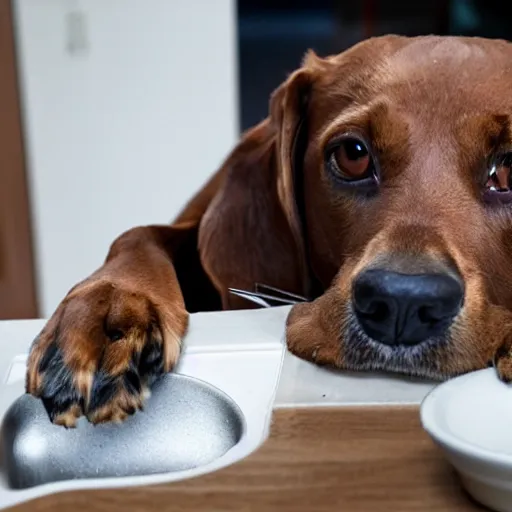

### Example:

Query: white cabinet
xmin=13 ymin=0 xmax=239 ymax=317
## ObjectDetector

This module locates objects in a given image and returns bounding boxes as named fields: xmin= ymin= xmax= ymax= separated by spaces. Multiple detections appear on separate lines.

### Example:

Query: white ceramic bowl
xmin=421 ymin=368 xmax=512 ymax=512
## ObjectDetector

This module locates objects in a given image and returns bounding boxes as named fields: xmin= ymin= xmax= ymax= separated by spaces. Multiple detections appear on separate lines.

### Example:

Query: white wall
xmin=13 ymin=0 xmax=239 ymax=317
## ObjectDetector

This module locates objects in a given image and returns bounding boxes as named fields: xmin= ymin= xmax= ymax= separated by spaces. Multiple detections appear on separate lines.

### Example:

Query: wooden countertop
xmin=9 ymin=405 xmax=483 ymax=512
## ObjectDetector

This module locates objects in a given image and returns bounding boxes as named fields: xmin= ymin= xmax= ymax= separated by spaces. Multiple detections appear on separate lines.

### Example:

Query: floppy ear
xmin=198 ymin=60 xmax=317 ymax=307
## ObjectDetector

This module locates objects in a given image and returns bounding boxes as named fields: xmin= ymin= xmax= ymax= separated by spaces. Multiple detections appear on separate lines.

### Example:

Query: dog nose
xmin=352 ymin=269 xmax=464 ymax=346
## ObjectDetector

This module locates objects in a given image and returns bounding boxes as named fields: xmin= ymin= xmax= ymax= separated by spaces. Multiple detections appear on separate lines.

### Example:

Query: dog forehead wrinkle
xmin=377 ymin=59 xmax=512 ymax=123
xmin=318 ymin=36 xmax=512 ymax=118
xmin=319 ymin=104 xmax=373 ymax=142
xmin=319 ymin=98 xmax=384 ymax=135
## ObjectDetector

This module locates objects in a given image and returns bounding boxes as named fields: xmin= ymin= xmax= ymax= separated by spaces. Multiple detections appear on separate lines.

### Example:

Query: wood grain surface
xmin=8 ymin=405 xmax=485 ymax=512
xmin=0 ymin=0 xmax=38 ymax=319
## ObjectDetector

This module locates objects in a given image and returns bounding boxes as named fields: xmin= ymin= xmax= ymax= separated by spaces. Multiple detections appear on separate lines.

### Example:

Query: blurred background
xmin=0 ymin=0 xmax=508 ymax=320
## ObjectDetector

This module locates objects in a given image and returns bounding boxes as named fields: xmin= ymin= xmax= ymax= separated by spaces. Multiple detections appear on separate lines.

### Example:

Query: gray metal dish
xmin=0 ymin=374 xmax=245 ymax=489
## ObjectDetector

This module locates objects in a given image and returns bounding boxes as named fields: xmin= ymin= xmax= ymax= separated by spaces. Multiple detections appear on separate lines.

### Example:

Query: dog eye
xmin=329 ymin=138 xmax=372 ymax=180
xmin=484 ymin=153 xmax=512 ymax=204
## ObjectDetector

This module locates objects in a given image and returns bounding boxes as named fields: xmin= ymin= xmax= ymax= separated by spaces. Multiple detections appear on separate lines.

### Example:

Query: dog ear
xmin=198 ymin=57 xmax=318 ymax=307
xmin=269 ymin=66 xmax=312 ymax=288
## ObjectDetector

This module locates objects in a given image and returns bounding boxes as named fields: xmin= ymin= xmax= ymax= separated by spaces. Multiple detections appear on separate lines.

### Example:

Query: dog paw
xmin=26 ymin=280 xmax=187 ymax=426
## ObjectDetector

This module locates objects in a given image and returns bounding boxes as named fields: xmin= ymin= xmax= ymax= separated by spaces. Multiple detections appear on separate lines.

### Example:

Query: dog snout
xmin=352 ymin=269 xmax=464 ymax=346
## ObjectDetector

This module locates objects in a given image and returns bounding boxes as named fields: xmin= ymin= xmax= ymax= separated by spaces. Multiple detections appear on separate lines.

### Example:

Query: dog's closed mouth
xmin=343 ymin=309 xmax=454 ymax=381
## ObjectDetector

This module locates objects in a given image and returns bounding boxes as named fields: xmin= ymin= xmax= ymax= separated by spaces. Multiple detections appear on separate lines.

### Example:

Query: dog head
xmin=200 ymin=34 xmax=512 ymax=380
xmin=274 ymin=35 xmax=512 ymax=379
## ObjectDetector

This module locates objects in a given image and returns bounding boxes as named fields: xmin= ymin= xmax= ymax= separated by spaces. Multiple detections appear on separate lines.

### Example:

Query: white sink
xmin=0 ymin=307 xmax=287 ymax=509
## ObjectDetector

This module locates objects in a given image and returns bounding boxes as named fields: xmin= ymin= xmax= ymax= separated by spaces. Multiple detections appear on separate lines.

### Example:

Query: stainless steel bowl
xmin=1 ymin=374 xmax=245 ymax=489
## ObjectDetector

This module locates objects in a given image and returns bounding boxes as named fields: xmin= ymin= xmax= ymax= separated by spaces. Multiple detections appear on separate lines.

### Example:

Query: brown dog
xmin=25 ymin=34 xmax=512 ymax=427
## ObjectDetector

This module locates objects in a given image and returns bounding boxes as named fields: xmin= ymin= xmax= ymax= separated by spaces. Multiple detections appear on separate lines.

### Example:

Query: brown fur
xmin=27 ymin=35 xmax=512 ymax=425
